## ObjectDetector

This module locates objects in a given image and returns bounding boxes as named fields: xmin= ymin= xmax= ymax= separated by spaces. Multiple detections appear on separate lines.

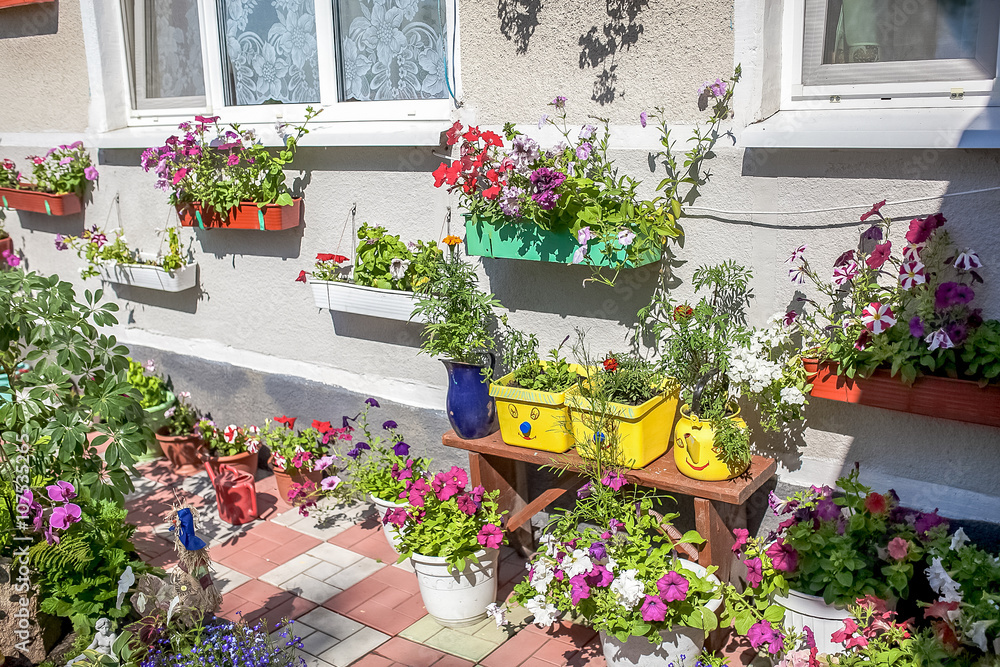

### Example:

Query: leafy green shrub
xmin=509 ymin=346 xmax=579 ymax=393
xmin=127 ymin=358 xmax=170 ymax=409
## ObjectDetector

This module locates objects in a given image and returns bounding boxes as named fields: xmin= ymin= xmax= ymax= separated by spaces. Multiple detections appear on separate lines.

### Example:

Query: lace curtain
xmin=144 ymin=0 xmax=206 ymax=99
xmin=218 ymin=0 xmax=322 ymax=105
xmin=335 ymin=0 xmax=449 ymax=102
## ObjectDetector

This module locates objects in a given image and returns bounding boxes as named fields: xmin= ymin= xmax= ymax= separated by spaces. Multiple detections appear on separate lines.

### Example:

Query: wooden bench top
xmin=442 ymin=429 xmax=777 ymax=505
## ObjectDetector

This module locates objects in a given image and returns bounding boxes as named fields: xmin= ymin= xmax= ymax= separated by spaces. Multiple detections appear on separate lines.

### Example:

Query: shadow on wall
xmin=578 ymin=0 xmax=649 ymax=105
xmin=193 ymin=222 xmax=304 ymax=260
xmin=14 ymin=209 xmax=86 ymax=237
xmin=497 ymin=0 xmax=543 ymax=54
xmin=0 ymin=0 xmax=58 ymax=39
xmin=115 ymin=279 xmax=204 ymax=315
xmin=327 ymin=310 xmax=424 ymax=349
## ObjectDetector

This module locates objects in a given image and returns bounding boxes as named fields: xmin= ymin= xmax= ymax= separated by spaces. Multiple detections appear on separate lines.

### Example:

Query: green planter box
xmin=463 ymin=213 xmax=661 ymax=268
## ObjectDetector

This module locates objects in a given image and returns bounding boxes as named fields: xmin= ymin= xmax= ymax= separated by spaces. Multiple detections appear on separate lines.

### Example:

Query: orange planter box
xmin=0 ymin=186 xmax=82 ymax=216
xmin=804 ymin=358 xmax=1000 ymax=428
xmin=177 ymin=199 xmax=301 ymax=230
xmin=0 ymin=0 xmax=55 ymax=8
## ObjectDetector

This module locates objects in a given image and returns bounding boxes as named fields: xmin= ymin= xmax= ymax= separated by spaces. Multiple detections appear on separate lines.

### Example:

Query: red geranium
xmin=445 ymin=121 xmax=462 ymax=146
xmin=295 ymin=270 xmax=307 ymax=283
xmin=602 ymin=357 xmax=618 ymax=372
xmin=317 ymin=253 xmax=348 ymax=263
xmin=275 ymin=415 xmax=296 ymax=430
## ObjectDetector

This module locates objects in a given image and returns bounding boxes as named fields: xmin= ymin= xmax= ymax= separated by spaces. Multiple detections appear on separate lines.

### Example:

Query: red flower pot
xmin=0 ymin=185 xmax=81 ymax=215
xmin=804 ymin=358 xmax=1000 ymax=428
xmin=204 ymin=449 xmax=259 ymax=478
xmin=0 ymin=0 xmax=55 ymax=7
xmin=177 ymin=199 xmax=301 ymax=230
xmin=156 ymin=430 xmax=206 ymax=476
xmin=270 ymin=458 xmax=323 ymax=505
xmin=0 ymin=236 xmax=12 ymax=258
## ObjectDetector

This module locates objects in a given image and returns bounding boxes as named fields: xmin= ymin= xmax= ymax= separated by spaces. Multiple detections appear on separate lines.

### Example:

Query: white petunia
xmin=780 ymin=387 xmax=806 ymax=406
xmin=530 ymin=560 xmax=555 ymax=595
xmin=486 ymin=602 xmax=507 ymax=629
xmin=609 ymin=569 xmax=644 ymax=609
xmin=562 ymin=549 xmax=594 ymax=579
xmin=950 ymin=527 xmax=970 ymax=551
xmin=926 ymin=557 xmax=963 ymax=603
xmin=524 ymin=595 xmax=560 ymax=626
xmin=967 ymin=620 xmax=992 ymax=652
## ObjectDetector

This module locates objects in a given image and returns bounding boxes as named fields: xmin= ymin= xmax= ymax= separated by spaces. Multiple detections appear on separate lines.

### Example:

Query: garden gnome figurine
xmin=65 ymin=617 xmax=118 ymax=665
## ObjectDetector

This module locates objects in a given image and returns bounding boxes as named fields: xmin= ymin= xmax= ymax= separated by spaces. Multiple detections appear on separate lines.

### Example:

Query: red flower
xmin=445 ymin=121 xmax=463 ymax=146
xmin=485 ymin=169 xmax=500 ymax=183
xmin=865 ymin=242 xmax=892 ymax=270
xmin=317 ymin=253 xmax=348 ymax=263
xmin=295 ymin=270 xmax=308 ymax=283
xmin=445 ymin=162 xmax=462 ymax=186
xmin=462 ymin=126 xmax=481 ymax=143
xmin=905 ymin=213 xmax=946 ymax=245
xmin=483 ymin=185 xmax=501 ymax=199
xmin=830 ymin=618 xmax=858 ymax=645
xmin=275 ymin=415 xmax=296 ymax=430
xmin=860 ymin=200 xmax=886 ymax=222
xmin=312 ymin=420 xmax=332 ymax=433
xmin=673 ymin=304 xmax=694 ymax=320
xmin=432 ymin=162 xmax=450 ymax=188
xmin=480 ymin=130 xmax=504 ymax=147
xmin=602 ymin=357 xmax=618 ymax=372
xmin=863 ymin=492 xmax=887 ymax=515
xmin=924 ymin=600 xmax=959 ymax=620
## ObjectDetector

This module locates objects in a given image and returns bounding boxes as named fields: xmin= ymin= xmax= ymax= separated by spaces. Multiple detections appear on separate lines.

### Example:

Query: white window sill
xmin=0 ymin=119 xmax=451 ymax=149
xmin=741 ymin=106 xmax=1000 ymax=149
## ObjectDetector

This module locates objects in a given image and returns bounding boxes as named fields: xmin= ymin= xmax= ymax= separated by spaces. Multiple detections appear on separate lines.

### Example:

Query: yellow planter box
xmin=489 ymin=364 xmax=585 ymax=453
xmin=566 ymin=382 xmax=680 ymax=469
xmin=673 ymin=405 xmax=750 ymax=481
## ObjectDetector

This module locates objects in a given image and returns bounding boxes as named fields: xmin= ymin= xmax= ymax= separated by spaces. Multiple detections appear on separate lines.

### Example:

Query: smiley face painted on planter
xmin=508 ymin=404 xmax=541 ymax=440
xmin=678 ymin=433 xmax=710 ymax=470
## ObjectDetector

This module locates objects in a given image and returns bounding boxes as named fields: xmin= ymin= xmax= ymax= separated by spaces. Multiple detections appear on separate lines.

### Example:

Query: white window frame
xmin=118 ymin=0 xmax=458 ymax=128
xmin=782 ymin=0 xmax=1000 ymax=110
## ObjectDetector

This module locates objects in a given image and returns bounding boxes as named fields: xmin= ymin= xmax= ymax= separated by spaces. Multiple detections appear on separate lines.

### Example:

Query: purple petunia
xmin=392 ymin=441 xmax=410 ymax=456
xmin=365 ymin=398 xmax=380 ymax=408
xmin=528 ymin=167 xmax=566 ymax=210
xmin=382 ymin=420 xmax=398 ymax=430
xmin=909 ymin=316 xmax=925 ymax=339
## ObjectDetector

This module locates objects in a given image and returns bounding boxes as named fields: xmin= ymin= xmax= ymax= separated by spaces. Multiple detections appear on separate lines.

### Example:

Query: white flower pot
xmin=370 ymin=492 xmax=408 ymax=553
xmin=774 ymin=589 xmax=851 ymax=655
xmin=600 ymin=561 xmax=722 ymax=667
xmin=309 ymin=279 xmax=425 ymax=322
xmin=411 ymin=548 xmax=499 ymax=628
xmin=99 ymin=253 xmax=197 ymax=292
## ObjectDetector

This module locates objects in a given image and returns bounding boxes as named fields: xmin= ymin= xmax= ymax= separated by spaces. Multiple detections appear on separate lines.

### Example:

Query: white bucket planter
xmin=370 ymin=493 xmax=408 ymax=553
xmin=309 ymin=280 xmax=425 ymax=322
xmin=411 ymin=548 xmax=499 ymax=628
xmin=774 ymin=589 xmax=851 ymax=655
xmin=600 ymin=561 xmax=721 ymax=667
xmin=99 ymin=254 xmax=197 ymax=292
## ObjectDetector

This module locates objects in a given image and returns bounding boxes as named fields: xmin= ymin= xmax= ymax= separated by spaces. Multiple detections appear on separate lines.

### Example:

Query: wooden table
xmin=443 ymin=429 xmax=777 ymax=583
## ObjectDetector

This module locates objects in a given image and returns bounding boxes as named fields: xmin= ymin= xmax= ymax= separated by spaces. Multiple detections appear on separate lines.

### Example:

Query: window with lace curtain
xmin=802 ymin=0 xmax=1000 ymax=86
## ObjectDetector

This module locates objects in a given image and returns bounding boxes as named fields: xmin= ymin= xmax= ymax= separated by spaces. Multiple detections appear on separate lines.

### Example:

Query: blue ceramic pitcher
xmin=442 ymin=354 xmax=497 ymax=439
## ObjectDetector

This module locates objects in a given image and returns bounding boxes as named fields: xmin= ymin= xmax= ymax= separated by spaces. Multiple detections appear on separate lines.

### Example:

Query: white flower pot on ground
xmin=370 ymin=492 xmax=408 ymax=553
xmin=774 ymin=588 xmax=851 ymax=655
xmin=600 ymin=561 xmax=721 ymax=667
xmin=99 ymin=254 xmax=197 ymax=292
xmin=411 ymin=548 xmax=499 ymax=628
xmin=309 ymin=280 xmax=426 ymax=322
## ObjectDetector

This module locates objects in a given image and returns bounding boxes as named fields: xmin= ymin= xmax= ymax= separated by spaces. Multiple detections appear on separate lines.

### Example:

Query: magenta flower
xmin=569 ymin=574 xmax=591 ymax=605
xmin=954 ymin=250 xmax=982 ymax=271
xmin=529 ymin=167 xmax=566 ymax=210
xmin=861 ymin=302 xmax=896 ymax=334
xmin=320 ymin=475 xmax=341 ymax=491
xmin=49 ymin=503 xmax=82 ymax=530
xmin=551 ymin=96 xmax=567 ymax=108
xmin=600 ymin=470 xmax=627 ymax=491
xmin=455 ymin=494 xmax=478 ymax=516
xmin=744 ymin=557 xmax=763 ymax=587
xmin=832 ymin=260 xmax=859 ymax=287
xmin=639 ymin=111 xmax=648 ymax=128
xmin=54 ymin=234 xmax=68 ymax=251
xmin=640 ymin=595 xmax=668 ymax=622
xmin=585 ymin=564 xmax=613 ymax=588
xmin=84 ymin=166 xmax=99 ymax=181
xmin=906 ymin=213 xmax=946 ymax=244
xmin=171 ymin=167 xmax=188 ymax=186
xmin=925 ymin=328 xmax=954 ymax=352
xmin=477 ymin=523 xmax=503 ymax=549
xmin=898 ymin=261 xmax=926 ymax=290
xmin=46 ymin=481 xmax=77 ymax=502
xmin=732 ymin=528 xmax=749 ymax=552
xmin=865 ymin=242 xmax=892 ymax=270
xmin=589 ymin=541 xmax=607 ymax=560
xmin=406 ymin=478 xmax=432 ymax=507
xmin=783 ymin=311 xmax=797 ymax=327
xmin=786 ymin=244 xmax=807 ymax=264
xmin=935 ymin=282 xmax=974 ymax=310
xmin=834 ymin=249 xmax=855 ymax=267
xmin=747 ymin=620 xmax=784 ymax=654
xmin=382 ymin=508 xmax=408 ymax=527
xmin=765 ymin=539 xmax=798 ymax=572
xmin=226 ymin=154 xmax=240 ymax=166
xmin=656 ymin=571 xmax=689 ymax=602
xmin=314 ymin=455 xmax=336 ymax=472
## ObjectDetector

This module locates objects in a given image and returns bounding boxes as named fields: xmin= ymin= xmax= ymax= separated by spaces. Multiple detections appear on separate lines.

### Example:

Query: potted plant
xmin=766 ymin=467 xmax=950 ymax=654
xmin=197 ymin=421 xmax=261 ymax=478
xmin=0 ymin=144 xmax=97 ymax=215
xmin=433 ymin=71 xmax=739 ymax=286
xmin=333 ymin=398 xmax=429 ymax=552
xmin=640 ymin=262 xmax=809 ymax=480
xmin=788 ymin=201 xmax=1000 ymax=428
xmin=136 ymin=617 xmax=306 ymax=667
xmin=391 ymin=465 xmax=506 ymax=627
xmin=154 ymin=391 xmax=205 ymax=475
xmin=261 ymin=416 xmax=335 ymax=503
xmin=503 ymin=472 xmax=719 ymax=666
xmin=297 ymin=223 xmax=444 ymax=322
xmin=127 ymin=358 xmax=176 ymax=461
xmin=490 ymin=341 xmax=585 ymax=453
xmin=57 ymin=226 xmax=198 ymax=292
xmin=142 ymin=109 xmax=320 ymax=230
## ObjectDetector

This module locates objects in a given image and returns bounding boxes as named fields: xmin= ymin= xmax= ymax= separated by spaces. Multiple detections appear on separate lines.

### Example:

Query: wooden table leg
xmin=468 ymin=452 xmax=534 ymax=556
xmin=693 ymin=498 xmax=747 ymax=586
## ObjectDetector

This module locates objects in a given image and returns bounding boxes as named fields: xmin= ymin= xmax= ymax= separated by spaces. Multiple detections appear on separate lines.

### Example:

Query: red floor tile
xmin=430 ymin=655 xmax=476 ymax=667
xmin=533 ymin=638 xmax=583 ymax=665
xmin=371 ymin=565 xmax=421 ymax=593
xmin=481 ymin=627 xmax=549 ymax=667
xmin=323 ymin=576 xmax=389 ymax=614
xmin=352 ymin=655 xmax=394 ymax=667
xmin=328 ymin=521 xmax=380 ymax=549
xmin=350 ymin=531 xmax=401 ymax=563
xmin=217 ymin=552 xmax=280 ymax=578
xmin=348 ymin=599 xmax=420 ymax=635
xmin=525 ymin=620 xmax=597 ymax=647
xmin=393 ymin=592 xmax=428 ymax=620
xmin=567 ymin=639 xmax=606 ymax=667
xmin=375 ymin=637 xmax=448 ymax=667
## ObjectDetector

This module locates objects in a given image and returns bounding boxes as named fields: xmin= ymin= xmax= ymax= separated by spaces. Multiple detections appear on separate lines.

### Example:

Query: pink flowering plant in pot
xmin=786 ymin=201 xmax=998 ymax=384
xmin=1 ymin=141 xmax=99 ymax=197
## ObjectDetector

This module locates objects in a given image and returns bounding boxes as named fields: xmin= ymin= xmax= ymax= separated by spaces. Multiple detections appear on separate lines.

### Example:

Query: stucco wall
xmin=0 ymin=0 xmax=90 ymax=133
xmin=0 ymin=0 xmax=998 ymax=520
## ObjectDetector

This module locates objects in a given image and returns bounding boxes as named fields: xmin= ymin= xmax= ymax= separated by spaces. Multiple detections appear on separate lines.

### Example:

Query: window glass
xmin=122 ymin=0 xmax=206 ymax=108
xmin=334 ymin=0 xmax=449 ymax=102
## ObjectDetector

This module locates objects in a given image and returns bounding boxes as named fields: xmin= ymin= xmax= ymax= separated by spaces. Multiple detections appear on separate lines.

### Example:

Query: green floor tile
xmin=398 ymin=615 xmax=442 ymax=643
xmin=424 ymin=627 xmax=500 ymax=663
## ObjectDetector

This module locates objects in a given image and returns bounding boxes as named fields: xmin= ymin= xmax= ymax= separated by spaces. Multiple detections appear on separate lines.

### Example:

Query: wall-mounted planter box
xmin=0 ymin=0 xmax=55 ymax=8
xmin=177 ymin=198 xmax=301 ymax=230
xmin=309 ymin=279 xmax=424 ymax=322
xmin=99 ymin=253 xmax=198 ymax=292
xmin=804 ymin=358 xmax=1000 ymax=428
xmin=463 ymin=213 xmax=661 ymax=268
xmin=0 ymin=186 xmax=81 ymax=216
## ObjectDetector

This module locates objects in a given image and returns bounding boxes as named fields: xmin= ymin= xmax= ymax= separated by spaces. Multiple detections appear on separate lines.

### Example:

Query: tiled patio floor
xmin=127 ymin=459 xmax=755 ymax=666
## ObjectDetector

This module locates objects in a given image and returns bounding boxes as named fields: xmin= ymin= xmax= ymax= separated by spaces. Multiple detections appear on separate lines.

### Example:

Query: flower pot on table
xmin=443 ymin=357 xmax=497 ymax=440
xmin=177 ymin=199 xmax=301 ymax=230
xmin=567 ymin=383 xmax=680 ymax=469
xmin=309 ymin=279 xmax=425 ymax=322
xmin=464 ymin=213 xmax=661 ymax=268
xmin=0 ymin=185 xmax=82 ymax=215
xmin=673 ymin=404 xmax=749 ymax=481
xmin=804 ymin=358 xmax=1000 ymax=428
xmin=370 ymin=492 xmax=408 ymax=553
xmin=205 ymin=449 xmax=259 ymax=478
xmin=411 ymin=549 xmax=499 ymax=628
xmin=271 ymin=460 xmax=323 ymax=504
xmin=489 ymin=363 xmax=587 ymax=453
xmin=140 ymin=391 xmax=176 ymax=461
xmin=157 ymin=429 xmax=206 ymax=476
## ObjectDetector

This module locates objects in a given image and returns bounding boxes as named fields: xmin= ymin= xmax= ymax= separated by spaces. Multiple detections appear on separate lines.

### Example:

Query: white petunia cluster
xmin=609 ymin=569 xmax=644 ymax=609
xmin=524 ymin=594 xmax=560 ymax=627
xmin=780 ymin=387 xmax=806 ymax=406
xmin=529 ymin=559 xmax=555 ymax=595
xmin=562 ymin=549 xmax=594 ymax=579
xmin=926 ymin=557 xmax=963 ymax=604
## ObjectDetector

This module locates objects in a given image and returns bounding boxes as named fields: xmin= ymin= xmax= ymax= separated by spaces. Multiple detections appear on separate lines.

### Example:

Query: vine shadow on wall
xmin=578 ymin=0 xmax=649 ymax=105
xmin=498 ymin=0 xmax=544 ymax=54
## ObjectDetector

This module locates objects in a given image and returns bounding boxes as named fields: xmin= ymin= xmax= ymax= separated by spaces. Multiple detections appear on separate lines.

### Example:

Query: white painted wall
xmin=0 ymin=0 xmax=998 ymax=520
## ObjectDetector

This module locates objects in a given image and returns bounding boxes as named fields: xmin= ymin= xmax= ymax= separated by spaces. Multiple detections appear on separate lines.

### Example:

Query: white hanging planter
xmin=309 ymin=279 xmax=424 ymax=322
xmin=99 ymin=253 xmax=197 ymax=292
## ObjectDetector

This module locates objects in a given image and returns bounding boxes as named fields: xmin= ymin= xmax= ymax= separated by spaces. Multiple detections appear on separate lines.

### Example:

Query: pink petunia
xmin=732 ymin=528 xmax=750 ymax=552
xmin=887 ymin=537 xmax=910 ymax=561
xmin=861 ymin=302 xmax=896 ymax=334
xmin=765 ymin=539 xmax=798 ymax=572
xmin=640 ymin=595 xmax=667 ymax=622
xmin=477 ymin=523 xmax=503 ymax=549
xmin=744 ymin=557 xmax=763 ymax=587
xmin=656 ymin=571 xmax=689 ymax=602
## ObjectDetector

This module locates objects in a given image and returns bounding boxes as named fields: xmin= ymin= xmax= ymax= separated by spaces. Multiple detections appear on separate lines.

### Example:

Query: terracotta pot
xmin=0 ymin=185 xmax=82 ymax=215
xmin=177 ymin=199 xmax=301 ymax=230
xmin=271 ymin=459 xmax=323 ymax=504
xmin=157 ymin=429 xmax=206 ymax=476
xmin=805 ymin=358 xmax=1000 ymax=428
xmin=204 ymin=449 xmax=259 ymax=478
